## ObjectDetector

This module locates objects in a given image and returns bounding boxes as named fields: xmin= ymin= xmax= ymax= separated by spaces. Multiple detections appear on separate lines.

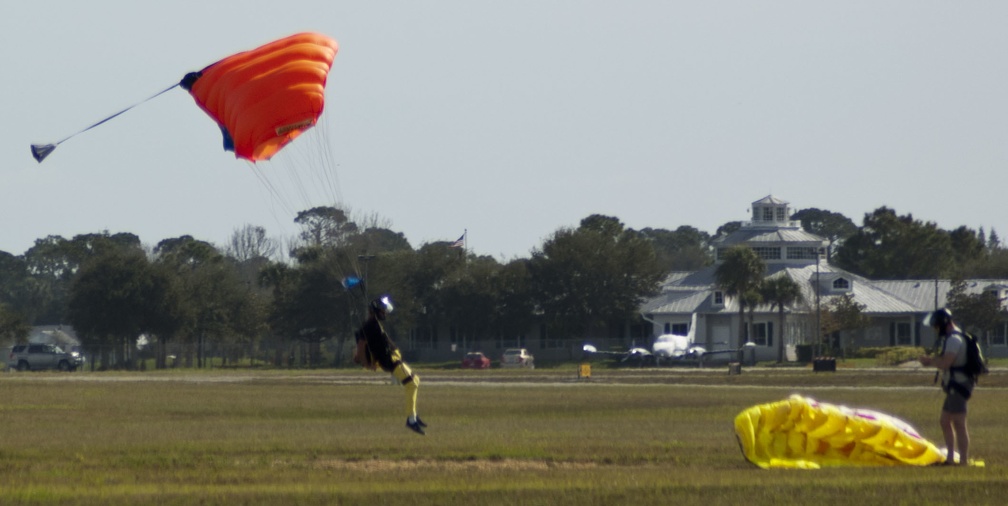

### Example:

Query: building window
xmin=992 ymin=323 xmax=1006 ymax=346
xmin=670 ymin=323 xmax=689 ymax=336
xmin=833 ymin=278 xmax=850 ymax=290
xmin=752 ymin=247 xmax=781 ymax=260
xmin=751 ymin=322 xmax=773 ymax=347
xmin=787 ymin=247 xmax=820 ymax=260
xmin=893 ymin=322 xmax=912 ymax=346
xmin=713 ymin=291 xmax=725 ymax=306
xmin=776 ymin=207 xmax=787 ymax=222
xmin=763 ymin=207 xmax=774 ymax=222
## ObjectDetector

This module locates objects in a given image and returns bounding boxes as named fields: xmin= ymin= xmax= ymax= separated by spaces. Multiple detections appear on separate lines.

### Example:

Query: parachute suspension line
xmin=332 ymin=249 xmax=365 ymax=313
xmin=245 ymin=112 xmax=345 ymax=243
xmin=311 ymin=113 xmax=358 ymax=309
xmin=31 ymin=83 xmax=180 ymax=163
xmin=247 ymin=161 xmax=303 ymax=238
xmin=246 ymin=149 xmax=320 ymax=233
xmin=306 ymin=113 xmax=344 ymax=207
xmin=282 ymin=150 xmax=315 ymax=211
xmin=273 ymin=111 xmax=343 ymax=210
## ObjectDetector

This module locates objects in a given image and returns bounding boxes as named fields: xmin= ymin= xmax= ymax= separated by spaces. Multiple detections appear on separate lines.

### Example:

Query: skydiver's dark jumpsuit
xmin=357 ymin=317 xmax=419 ymax=419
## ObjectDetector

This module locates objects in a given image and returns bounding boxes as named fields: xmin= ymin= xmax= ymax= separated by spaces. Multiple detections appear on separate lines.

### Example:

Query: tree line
xmin=0 ymin=205 xmax=1005 ymax=368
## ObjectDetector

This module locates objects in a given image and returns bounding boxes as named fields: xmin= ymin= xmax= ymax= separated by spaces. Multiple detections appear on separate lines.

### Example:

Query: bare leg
xmin=949 ymin=413 xmax=969 ymax=464
xmin=940 ymin=410 xmax=956 ymax=463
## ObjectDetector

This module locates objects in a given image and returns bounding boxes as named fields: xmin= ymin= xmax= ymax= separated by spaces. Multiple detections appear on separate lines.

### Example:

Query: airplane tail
xmin=687 ymin=313 xmax=697 ymax=341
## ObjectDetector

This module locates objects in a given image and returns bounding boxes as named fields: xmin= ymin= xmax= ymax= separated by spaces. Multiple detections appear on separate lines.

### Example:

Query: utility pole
xmin=815 ymin=248 xmax=822 ymax=358
xmin=934 ymin=278 xmax=939 ymax=310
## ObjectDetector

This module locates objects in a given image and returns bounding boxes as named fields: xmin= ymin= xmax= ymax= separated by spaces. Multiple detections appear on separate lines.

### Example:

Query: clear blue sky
xmin=4 ymin=1 xmax=1007 ymax=260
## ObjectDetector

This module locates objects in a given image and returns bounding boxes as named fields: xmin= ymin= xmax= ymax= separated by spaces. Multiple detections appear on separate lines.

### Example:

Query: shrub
xmin=873 ymin=347 xmax=927 ymax=366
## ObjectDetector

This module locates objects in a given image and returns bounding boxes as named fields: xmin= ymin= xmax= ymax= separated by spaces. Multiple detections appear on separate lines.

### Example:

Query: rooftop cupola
xmin=750 ymin=195 xmax=793 ymax=228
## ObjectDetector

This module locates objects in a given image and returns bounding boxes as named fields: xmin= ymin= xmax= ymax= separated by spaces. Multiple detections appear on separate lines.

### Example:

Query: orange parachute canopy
xmin=180 ymin=32 xmax=338 ymax=162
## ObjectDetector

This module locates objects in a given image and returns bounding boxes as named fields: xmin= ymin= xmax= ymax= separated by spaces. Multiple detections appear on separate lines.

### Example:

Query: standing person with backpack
xmin=353 ymin=295 xmax=427 ymax=435
xmin=919 ymin=308 xmax=973 ymax=465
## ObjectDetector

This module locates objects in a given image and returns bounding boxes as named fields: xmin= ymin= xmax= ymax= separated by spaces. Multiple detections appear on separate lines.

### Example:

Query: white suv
xmin=8 ymin=344 xmax=84 ymax=372
xmin=500 ymin=348 xmax=535 ymax=369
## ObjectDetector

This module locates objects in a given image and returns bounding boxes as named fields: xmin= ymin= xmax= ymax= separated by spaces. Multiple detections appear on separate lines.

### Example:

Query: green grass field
xmin=1 ymin=366 xmax=1006 ymax=505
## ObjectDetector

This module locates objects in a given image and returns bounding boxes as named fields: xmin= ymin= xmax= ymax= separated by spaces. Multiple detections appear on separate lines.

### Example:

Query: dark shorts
xmin=942 ymin=389 xmax=969 ymax=414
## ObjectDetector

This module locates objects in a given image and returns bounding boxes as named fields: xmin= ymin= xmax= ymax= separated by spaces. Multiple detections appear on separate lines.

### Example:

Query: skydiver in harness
xmin=354 ymin=296 xmax=426 ymax=435
xmin=919 ymin=308 xmax=971 ymax=464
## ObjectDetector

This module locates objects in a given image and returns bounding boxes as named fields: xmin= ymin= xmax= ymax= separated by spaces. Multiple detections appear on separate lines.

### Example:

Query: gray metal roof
xmin=873 ymin=279 xmax=1008 ymax=311
xmin=658 ymin=268 xmax=719 ymax=289
xmin=648 ymin=263 xmax=937 ymax=316
xmin=753 ymin=195 xmax=788 ymax=205
xmin=781 ymin=264 xmax=921 ymax=314
xmin=713 ymin=226 xmax=827 ymax=247
xmin=640 ymin=289 xmax=710 ymax=314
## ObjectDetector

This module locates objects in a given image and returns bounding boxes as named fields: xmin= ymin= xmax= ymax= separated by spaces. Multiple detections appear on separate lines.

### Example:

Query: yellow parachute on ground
xmin=734 ymin=395 xmax=948 ymax=469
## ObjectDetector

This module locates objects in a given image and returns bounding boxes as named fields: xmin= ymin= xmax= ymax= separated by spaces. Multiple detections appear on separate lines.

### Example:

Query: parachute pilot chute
xmin=30 ymin=83 xmax=179 ymax=162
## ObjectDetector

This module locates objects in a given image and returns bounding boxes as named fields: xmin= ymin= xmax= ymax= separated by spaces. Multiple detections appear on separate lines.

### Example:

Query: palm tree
xmin=760 ymin=275 xmax=804 ymax=363
xmin=742 ymin=288 xmax=763 ymax=364
xmin=715 ymin=246 xmax=766 ymax=348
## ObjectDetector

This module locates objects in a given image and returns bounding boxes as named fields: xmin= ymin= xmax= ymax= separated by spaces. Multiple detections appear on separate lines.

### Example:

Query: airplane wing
xmin=582 ymin=345 xmax=654 ymax=365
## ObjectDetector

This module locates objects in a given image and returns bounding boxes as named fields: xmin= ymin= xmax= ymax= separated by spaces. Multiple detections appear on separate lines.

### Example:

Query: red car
xmin=461 ymin=352 xmax=491 ymax=369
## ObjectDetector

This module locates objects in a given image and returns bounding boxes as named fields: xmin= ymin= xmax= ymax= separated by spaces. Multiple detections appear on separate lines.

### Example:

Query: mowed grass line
xmin=0 ymin=370 xmax=1006 ymax=505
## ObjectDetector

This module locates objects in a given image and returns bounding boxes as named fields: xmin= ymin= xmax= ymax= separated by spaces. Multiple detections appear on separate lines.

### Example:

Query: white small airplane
xmin=652 ymin=313 xmax=703 ymax=360
xmin=583 ymin=313 xmax=718 ymax=365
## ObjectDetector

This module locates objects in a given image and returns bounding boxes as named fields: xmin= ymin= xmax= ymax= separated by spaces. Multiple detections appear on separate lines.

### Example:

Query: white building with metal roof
xmin=640 ymin=195 xmax=1008 ymax=362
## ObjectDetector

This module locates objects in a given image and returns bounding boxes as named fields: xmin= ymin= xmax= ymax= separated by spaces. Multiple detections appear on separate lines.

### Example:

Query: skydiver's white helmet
xmin=923 ymin=308 xmax=953 ymax=334
xmin=369 ymin=296 xmax=394 ymax=320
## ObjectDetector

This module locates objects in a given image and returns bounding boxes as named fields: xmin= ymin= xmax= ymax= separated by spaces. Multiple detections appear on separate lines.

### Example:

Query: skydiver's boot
xmin=406 ymin=416 xmax=426 ymax=435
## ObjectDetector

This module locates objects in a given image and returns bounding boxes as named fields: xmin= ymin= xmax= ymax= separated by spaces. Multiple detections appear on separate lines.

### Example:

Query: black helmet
xmin=369 ymin=296 xmax=394 ymax=318
xmin=926 ymin=308 xmax=953 ymax=329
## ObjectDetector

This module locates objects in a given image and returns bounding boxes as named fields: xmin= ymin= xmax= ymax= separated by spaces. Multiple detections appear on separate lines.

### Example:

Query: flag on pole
xmin=450 ymin=232 xmax=465 ymax=248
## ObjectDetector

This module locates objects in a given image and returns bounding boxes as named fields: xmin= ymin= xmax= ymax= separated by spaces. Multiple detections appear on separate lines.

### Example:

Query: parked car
xmin=500 ymin=348 xmax=535 ymax=369
xmin=8 ymin=344 xmax=84 ymax=372
xmin=461 ymin=352 xmax=491 ymax=369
